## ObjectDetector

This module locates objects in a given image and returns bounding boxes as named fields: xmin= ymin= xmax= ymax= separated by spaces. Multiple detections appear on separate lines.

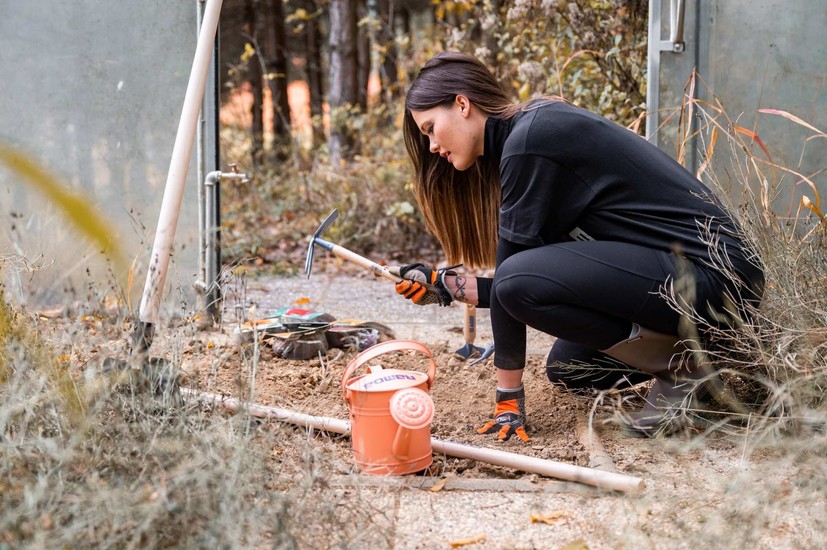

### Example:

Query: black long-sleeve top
xmin=474 ymin=101 xmax=762 ymax=371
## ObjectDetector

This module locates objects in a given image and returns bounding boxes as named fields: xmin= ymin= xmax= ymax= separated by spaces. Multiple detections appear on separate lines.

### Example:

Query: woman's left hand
xmin=477 ymin=385 xmax=530 ymax=443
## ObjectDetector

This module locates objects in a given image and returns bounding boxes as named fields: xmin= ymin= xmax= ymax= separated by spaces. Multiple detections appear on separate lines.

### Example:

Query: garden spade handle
xmin=137 ymin=0 xmax=223 ymax=348
xmin=464 ymin=304 xmax=477 ymax=344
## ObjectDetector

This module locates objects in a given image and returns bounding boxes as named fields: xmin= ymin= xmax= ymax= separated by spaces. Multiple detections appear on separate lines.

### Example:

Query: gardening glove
xmin=477 ymin=385 xmax=530 ymax=443
xmin=392 ymin=263 xmax=459 ymax=307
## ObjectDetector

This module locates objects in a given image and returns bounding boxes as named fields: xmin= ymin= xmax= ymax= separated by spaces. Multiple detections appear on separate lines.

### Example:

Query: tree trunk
xmin=328 ymin=0 xmax=359 ymax=165
xmin=347 ymin=1 xmax=360 ymax=106
xmin=245 ymin=0 xmax=264 ymax=165
xmin=400 ymin=4 xmax=411 ymax=36
xmin=265 ymin=0 xmax=291 ymax=160
xmin=357 ymin=3 xmax=370 ymax=111
xmin=378 ymin=0 xmax=399 ymax=103
xmin=305 ymin=0 xmax=325 ymax=146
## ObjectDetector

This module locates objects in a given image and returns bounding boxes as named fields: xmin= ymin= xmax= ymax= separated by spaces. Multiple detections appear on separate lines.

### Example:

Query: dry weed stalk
xmin=653 ymin=73 xmax=827 ymax=442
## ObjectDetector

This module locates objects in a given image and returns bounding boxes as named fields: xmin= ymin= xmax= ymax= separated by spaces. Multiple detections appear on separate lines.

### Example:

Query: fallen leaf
xmin=530 ymin=510 xmax=571 ymax=525
xmin=560 ymin=538 xmax=589 ymax=550
xmin=430 ymin=478 xmax=447 ymax=492
xmin=449 ymin=534 xmax=486 ymax=548
xmin=294 ymin=297 xmax=311 ymax=304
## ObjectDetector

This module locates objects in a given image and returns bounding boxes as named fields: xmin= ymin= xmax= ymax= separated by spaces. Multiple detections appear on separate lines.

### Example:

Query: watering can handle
xmin=341 ymin=339 xmax=437 ymax=402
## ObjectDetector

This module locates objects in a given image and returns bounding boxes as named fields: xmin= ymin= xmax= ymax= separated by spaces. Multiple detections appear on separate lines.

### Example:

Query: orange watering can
xmin=342 ymin=339 xmax=436 ymax=475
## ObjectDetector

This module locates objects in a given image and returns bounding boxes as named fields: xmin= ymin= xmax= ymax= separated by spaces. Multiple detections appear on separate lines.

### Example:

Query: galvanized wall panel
xmin=0 ymin=0 xmax=212 ymax=311
xmin=649 ymin=0 xmax=826 ymax=213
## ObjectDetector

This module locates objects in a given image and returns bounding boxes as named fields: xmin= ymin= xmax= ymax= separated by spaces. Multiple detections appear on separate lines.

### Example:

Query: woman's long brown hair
xmin=404 ymin=52 xmax=530 ymax=269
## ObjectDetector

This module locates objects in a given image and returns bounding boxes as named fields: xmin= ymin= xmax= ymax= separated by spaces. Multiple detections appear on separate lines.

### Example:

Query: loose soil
xmin=182 ymin=338 xmax=594 ymax=478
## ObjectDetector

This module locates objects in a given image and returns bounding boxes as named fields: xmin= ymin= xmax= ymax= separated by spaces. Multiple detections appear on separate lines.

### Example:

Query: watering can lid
xmin=346 ymin=368 xmax=429 ymax=392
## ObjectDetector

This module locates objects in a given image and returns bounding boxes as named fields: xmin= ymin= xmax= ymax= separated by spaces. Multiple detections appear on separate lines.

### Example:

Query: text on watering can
xmin=362 ymin=373 xmax=418 ymax=390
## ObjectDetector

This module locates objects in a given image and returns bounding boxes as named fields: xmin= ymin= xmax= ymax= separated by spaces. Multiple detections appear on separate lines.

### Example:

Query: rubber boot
xmin=601 ymin=323 xmax=710 ymax=437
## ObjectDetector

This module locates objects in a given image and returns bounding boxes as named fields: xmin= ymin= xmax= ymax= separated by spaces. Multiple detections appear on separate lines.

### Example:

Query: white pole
xmin=182 ymin=389 xmax=646 ymax=494
xmin=139 ymin=0 xmax=224 ymax=328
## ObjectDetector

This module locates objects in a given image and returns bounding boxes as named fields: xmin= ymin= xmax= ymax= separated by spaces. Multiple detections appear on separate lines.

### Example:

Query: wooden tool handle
xmin=464 ymin=304 xmax=477 ymax=343
xmin=330 ymin=244 xmax=401 ymax=283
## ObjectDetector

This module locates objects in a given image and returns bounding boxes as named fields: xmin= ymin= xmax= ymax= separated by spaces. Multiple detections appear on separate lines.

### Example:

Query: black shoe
xmin=619 ymin=406 xmax=690 ymax=438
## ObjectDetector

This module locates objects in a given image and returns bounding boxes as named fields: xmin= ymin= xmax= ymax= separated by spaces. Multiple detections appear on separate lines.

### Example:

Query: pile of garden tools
xmin=235 ymin=306 xmax=396 ymax=359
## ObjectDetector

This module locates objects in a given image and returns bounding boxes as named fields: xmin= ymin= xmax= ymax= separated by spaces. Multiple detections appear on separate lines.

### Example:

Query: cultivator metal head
xmin=305 ymin=209 xmax=339 ymax=278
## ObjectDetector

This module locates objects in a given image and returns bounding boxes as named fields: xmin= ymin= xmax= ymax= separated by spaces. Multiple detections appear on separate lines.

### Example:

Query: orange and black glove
xmin=477 ymin=385 xmax=530 ymax=442
xmin=392 ymin=263 xmax=458 ymax=307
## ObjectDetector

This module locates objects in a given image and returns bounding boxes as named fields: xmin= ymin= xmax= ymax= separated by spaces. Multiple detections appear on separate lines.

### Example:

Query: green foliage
xmin=436 ymin=0 xmax=648 ymax=129
xmin=219 ymin=1 xmax=650 ymax=269
xmin=220 ymin=123 xmax=441 ymax=272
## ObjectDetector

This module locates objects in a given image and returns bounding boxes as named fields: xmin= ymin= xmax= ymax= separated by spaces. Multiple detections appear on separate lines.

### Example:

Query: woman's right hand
xmin=391 ymin=263 xmax=453 ymax=306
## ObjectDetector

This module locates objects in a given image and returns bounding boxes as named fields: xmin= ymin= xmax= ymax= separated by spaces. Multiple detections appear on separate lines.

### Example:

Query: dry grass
xmin=668 ymin=75 xmax=827 ymax=435
xmin=619 ymin=83 xmax=827 ymax=546
xmin=0 ymin=296 xmax=399 ymax=548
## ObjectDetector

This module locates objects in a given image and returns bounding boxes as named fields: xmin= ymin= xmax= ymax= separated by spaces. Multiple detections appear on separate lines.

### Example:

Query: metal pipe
xmin=669 ymin=0 xmax=686 ymax=46
xmin=182 ymin=388 xmax=646 ymax=494
xmin=646 ymin=0 xmax=688 ymax=145
xmin=201 ymin=170 xmax=248 ymax=321
xmin=204 ymin=171 xmax=220 ymax=319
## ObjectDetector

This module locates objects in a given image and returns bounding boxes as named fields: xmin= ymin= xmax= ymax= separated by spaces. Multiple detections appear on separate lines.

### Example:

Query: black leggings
xmin=546 ymin=339 xmax=652 ymax=391
xmin=493 ymin=241 xmax=749 ymax=385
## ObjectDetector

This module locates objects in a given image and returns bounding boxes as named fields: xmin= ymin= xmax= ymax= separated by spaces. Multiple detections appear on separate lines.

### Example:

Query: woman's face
xmin=410 ymin=95 xmax=485 ymax=171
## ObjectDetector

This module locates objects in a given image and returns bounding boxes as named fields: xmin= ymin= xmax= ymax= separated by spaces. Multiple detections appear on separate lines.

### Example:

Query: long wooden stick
xmin=139 ymin=0 xmax=223 ymax=327
xmin=182 ymin=388 xmax=645 ymax=493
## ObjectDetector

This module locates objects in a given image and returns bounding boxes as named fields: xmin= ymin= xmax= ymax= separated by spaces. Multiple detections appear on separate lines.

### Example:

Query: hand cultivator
xmin=454 ymin=304 xmax=485 ymax=360
xmin=306 ymin=209 xmax=491 ymax=362
xmin=305 ymin=209 xmax=402 ymax=283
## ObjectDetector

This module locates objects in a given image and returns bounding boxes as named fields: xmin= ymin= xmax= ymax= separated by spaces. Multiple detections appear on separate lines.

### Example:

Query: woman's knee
xmin=546 ymin=339 xmax=651 ymax=392
xmin=492 ymin=255 xmax=534 ymax=313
